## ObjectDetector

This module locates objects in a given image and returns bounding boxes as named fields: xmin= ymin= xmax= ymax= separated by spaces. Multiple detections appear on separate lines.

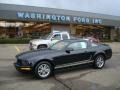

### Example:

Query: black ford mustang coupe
xmin=14 ymin=39 xmax=112 ymax=79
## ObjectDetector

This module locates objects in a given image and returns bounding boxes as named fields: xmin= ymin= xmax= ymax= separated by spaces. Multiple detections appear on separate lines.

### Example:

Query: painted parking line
xmin=14 ymin=46 xmax=20 ymax=53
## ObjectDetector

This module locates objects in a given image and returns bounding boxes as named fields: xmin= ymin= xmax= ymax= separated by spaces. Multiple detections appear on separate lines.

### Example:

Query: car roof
xmin=52 ymin=31 xmax=68 ymax=34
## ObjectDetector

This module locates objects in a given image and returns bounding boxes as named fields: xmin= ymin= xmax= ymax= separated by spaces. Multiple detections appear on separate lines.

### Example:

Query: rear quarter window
xmin=91 ymin=43 xmax=98 ymax=47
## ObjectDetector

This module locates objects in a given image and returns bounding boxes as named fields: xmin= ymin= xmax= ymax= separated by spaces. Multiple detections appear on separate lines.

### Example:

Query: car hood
xmin=16 ymin=49 xmax=56 ymax=60
xmin=30 ymin=39 xmax=50 ymax=44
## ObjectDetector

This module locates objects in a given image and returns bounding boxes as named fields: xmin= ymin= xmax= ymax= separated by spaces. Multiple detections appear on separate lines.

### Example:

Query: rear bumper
xmin=105 ymin=49 xmax=112 ymax=60
xmin=14 ymin=63 xmax=32 ymax=71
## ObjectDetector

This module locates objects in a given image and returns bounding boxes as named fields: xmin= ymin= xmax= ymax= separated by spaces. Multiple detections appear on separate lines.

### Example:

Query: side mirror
xmin=65 ymin=48 xmax=73 ymax=53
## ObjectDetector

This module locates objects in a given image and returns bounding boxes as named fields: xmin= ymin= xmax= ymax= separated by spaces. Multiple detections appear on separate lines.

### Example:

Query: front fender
xmin=28 ymin=54 xmax=54 ymax=67
xmin=32 ymin=58 xmax=55 ymax=70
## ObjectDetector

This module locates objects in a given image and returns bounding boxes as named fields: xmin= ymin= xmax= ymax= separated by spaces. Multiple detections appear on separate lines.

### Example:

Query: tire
xmin=37 ymin=45 xmax=47 ymax=49
xmin=94 ymin=55 xmax=105 ymax=69
xmin=34 ymin=61 xmax=53 ymax=79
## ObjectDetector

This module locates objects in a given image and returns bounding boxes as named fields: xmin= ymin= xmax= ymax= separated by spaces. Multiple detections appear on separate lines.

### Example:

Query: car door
xmin=66 ymin=41 xmax=92 ymax=63
xmin=51 ymin=34 xmax=61 ymax=45
xmin=54 ymin=41 xmax=92 ymax=68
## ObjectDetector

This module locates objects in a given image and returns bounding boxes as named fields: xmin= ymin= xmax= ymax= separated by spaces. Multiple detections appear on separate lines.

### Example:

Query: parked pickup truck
xmin=29 ymin=31 xmax=71 ymax=50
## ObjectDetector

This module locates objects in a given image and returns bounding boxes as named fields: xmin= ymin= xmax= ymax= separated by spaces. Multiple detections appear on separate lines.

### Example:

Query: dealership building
xmin=0 ymin=3 xmax=120 ymax=41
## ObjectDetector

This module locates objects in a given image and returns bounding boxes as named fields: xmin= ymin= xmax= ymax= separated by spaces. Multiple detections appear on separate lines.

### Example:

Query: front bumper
xmin=29 ymin=43 xmax=37 ymax=50
xmin=14 ymin=63 xmax=32 ymax=71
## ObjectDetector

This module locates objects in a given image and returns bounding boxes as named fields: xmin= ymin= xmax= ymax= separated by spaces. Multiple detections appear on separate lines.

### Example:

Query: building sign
xmin=17 ymin=12 xmax=102 ymax=24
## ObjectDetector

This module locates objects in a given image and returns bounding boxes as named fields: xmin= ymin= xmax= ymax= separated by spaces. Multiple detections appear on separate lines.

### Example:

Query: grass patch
xmin=0 ymin=38 xmax=31 ymax=44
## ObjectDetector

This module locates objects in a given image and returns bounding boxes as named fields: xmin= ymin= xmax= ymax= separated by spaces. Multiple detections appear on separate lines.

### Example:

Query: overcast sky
xmin=0 ymin=0 xmax=120 ymax=16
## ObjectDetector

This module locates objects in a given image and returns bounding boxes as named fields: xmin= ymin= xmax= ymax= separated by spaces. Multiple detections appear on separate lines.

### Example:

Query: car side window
xmin=62 ymin=34 xmax=68 ymax=40
xmin=67 ymin=42 xmax=87 ymax=50
xmin=52 ymin=34 xmax=61 ymax=40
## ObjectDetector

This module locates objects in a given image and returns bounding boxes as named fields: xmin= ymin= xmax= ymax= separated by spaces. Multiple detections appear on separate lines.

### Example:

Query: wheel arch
xmin=93 ymin=52 xmax=106 ymax=60
xmin=33 ymin=59 xmax=55 ymax=71
xmin=37 ymin=44 xmax=48 ymax=49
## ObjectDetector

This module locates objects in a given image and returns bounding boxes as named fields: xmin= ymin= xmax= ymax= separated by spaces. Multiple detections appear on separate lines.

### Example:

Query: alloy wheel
xmin=94 ymin=55 xmax=105 ymax=69
xmin=35 ymin=61 xmax=52 ymax=79
xmin=38 ymin=64 xmax=50 ymax=78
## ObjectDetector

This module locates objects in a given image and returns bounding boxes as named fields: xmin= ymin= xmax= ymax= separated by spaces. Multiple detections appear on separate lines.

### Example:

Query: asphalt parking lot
xmin=0 ymin=42 xmax=120 ymax=90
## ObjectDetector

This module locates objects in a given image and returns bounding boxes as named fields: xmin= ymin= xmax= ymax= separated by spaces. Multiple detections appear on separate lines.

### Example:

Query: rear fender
xmin=93 ymin=51 xmax=106 ymax=60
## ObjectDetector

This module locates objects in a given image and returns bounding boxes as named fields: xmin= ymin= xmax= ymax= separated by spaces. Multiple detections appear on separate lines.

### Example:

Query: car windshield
xmin=40 ymin=33 xmax=53 ymax=40
xmin=50 ymin=41 xmax=69 ymax=50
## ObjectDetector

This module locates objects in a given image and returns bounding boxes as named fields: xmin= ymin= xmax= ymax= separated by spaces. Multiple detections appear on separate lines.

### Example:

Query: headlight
xmin=32 ymin=44 xmax=37 ymax=47
xmin=30 ymin=43 xmax=36 ymax=47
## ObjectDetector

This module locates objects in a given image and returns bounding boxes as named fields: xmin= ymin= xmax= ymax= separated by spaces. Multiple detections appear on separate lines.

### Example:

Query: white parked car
xmin=29 ymin=31 xmax=71 ymax=50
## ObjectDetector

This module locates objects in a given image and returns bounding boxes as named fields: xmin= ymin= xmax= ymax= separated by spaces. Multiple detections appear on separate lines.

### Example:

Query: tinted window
xmin=68 ymin=42 xmax=87 ymax=50
xmin=51 ymin=41 xmax=69 ymax=50
xmin=52 ymin=34 xmax=61 ymax=40
xmin=62 ymin=34 xmax=68 ymax=40
xmin=91 ymin=43 xmax=98 ymax=47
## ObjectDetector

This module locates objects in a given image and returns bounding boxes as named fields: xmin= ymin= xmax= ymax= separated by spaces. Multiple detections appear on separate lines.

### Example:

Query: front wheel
xmin=34 ymin=61 xmax=53 ymax=79
xmin=37 ymin=45 xmax=47 ymax=49
xmin=94 ymin=55 xmax=105 ymax=69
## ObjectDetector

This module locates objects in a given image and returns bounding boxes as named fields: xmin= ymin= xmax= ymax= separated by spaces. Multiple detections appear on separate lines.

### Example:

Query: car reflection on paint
xmin=14 ymin=39 xmax=112 ymax=79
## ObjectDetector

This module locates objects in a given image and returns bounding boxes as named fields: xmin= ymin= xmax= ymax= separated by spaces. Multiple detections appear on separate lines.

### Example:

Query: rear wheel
xmin=34 ymin=61 xmax=53 ymax=79
xmin=94 ymin=55 xmax=105 ymax=69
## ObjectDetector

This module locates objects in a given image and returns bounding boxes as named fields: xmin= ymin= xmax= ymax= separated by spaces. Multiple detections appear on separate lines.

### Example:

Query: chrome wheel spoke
xmin=96 ymin=56 xmax=104 ymax=68
xmin=38 ymin=69 xmax=43 ymax=73
xmin=45 ymin=69 xmax=50 ymax=73
xmin=38 ymin=64 xmax=50 ymax=77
